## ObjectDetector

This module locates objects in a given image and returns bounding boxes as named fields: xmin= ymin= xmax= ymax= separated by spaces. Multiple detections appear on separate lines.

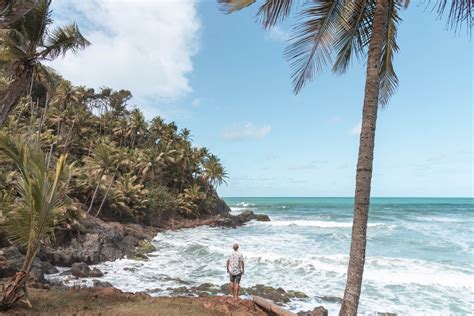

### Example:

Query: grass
xmin=1 ymin=287 xmax=266 ymax=316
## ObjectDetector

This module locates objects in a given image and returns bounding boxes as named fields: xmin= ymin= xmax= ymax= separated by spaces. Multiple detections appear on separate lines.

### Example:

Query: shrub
xmin=144 ymin=186 xmax=178 ymax=225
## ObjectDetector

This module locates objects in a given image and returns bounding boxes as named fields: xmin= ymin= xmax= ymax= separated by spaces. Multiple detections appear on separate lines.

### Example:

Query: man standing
xmin=226 ymin=243 xmax=244 ymax=302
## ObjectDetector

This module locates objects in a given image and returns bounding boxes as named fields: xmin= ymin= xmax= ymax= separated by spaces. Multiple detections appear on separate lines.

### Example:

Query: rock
xmin=377 ymin=313 xmax=397 ymax=316
xmin=70 ymin=263 xmax=105 ymax=278
xmin=287 ymin=290 xmax=309 ymax=299
xmin=42 ymin=261 xmax=59 ymax=274
xmin=298 ymin=306 xmax=328 ymax=316
xmin=92 ymin=279 xmax=113 ymax=288
xmin=317 ymin=295 xmax=342 ymax=303
xmin=0 ymin=246 xmax=23 ymax=278
xmin=70 ymin=262 xmax=91 ymax=277
xmin=209 ymin=198 xmax=232 ymax=215
xmin=245 ymin=284 xmax=290 ymax=304
xmin=256 ymin=214 xmax=271 ymax=221
xmin=90 ymin=267 xmax=104 ymax=277
xmin=239 ymin=210 xmax=255 ymax=221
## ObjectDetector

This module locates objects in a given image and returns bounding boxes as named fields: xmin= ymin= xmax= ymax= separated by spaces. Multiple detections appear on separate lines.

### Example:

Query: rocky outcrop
xmin=298 ymin=306 xmax=328 ymax=316
xmin=166 ymin=283 xmax=307 ymax=305
xmin=39 ymin=217 xmax=160 ymax=267
xmin=69 ymin=262 xmax=104 ymax=278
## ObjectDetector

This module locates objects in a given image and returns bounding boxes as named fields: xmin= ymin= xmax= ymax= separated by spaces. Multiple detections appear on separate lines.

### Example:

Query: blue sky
xmin=51 ymin=1 xmax=473 ymax=197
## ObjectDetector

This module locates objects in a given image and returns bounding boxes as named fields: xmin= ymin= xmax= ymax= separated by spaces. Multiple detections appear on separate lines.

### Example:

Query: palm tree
xmin=83 ymin=141 xmax=117 ymax=214
xmin=0 ymin=133 xmax=68 ymax=310
xmin=0 ymin=0 xmax=89 ymax=125
xmin=0 ymin=0 xmax=38 ymax=28
xmin=218 ymin=0 xmax=472 ymax=314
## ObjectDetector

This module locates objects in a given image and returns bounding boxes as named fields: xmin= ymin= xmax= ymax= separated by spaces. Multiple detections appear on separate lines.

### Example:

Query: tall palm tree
xmin=0 ymin=0 xmax=38 ymax=28
xmin=218 ymin=0 xmax=472 ymax=314
xmin=0 ymin=133 xmax=68 ymax=310
xmin=0 ymin=0 xmax=89 ymax=125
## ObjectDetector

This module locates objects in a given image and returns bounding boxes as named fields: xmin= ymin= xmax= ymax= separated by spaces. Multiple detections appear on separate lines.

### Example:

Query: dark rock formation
xmin=92 ymin=279 xmax=113 ymax=288
xmin=298 ymin=306 xmax=329 ymax=316
xmin=69 ymin=262 xmax=104 ymax=278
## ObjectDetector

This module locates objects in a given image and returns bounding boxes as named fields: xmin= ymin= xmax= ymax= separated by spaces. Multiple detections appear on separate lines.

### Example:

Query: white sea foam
xmin=254 ymin=220 xmax=388 ymax=228
xmin=45 ymin=199 xmax=474 ymax=315
xmin=236 ymin=202 xmax=255 ymax=207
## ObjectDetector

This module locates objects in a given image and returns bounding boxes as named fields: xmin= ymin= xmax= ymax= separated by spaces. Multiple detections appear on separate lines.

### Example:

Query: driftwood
xmin=253 ymin=296 xmax=297 ymax=316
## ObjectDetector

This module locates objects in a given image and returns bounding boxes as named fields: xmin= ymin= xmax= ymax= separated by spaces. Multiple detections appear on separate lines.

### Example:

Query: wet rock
xmin=90 ymin=267 xmax=104 ymax=277
xmin=245 ymin=284 xmax=290 ymax=303
xmin=69 ymin=262 xmax=104 ymax=278
xmin=71 ymin=262 xmax=91 ymax=277
xmin=377 ymin=313 xmax=397 ymax=316
xmin=0 ymin=246 xmax=23 ymax=278
xmin=256 ymin=214 xmax=271 ymax=221
xmin=123 ymin=267 xmax=137 ymax=272
xmin=298 ymin=306 xmax=328 ymax=316
xmin=287 ymin=290 xmax=309 ymax=299
xmin=42 ymin=261 xmax=59 ymax=274
xmin=317 ymin=295 xmax=342 ymax=303
xmin=92 ymin=279 xmax=113 ymax=288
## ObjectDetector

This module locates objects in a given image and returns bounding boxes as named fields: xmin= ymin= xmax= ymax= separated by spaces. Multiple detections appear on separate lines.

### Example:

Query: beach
xmin=45 ymin=197 xmax=474 ymax=315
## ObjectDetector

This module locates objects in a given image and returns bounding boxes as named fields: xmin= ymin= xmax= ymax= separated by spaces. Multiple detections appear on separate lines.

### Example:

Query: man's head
xmin=233 ymin=243 xmax=239 ymax=251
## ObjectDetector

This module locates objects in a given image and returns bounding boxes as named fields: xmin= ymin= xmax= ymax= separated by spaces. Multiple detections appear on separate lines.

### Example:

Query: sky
xmin=49 ymin=0 xmax=473 ymax=197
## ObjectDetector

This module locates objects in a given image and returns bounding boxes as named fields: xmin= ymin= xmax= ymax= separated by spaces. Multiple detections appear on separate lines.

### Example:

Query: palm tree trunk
xmin=1 ymin=242 xmax=39 ymax=310
xmin=339 ymin=0 xmax=388 ymax=315
xmin=87 ymin=169 xmax=105 ymax=214
xmin=0 ymin=68 xmax=32 ymax=126
xmin=95 ymin=165 xmax=119 ymax=218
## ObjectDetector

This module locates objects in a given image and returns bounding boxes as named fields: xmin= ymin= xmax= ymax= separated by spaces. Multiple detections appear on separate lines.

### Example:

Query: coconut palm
xmin=0 ymin=0 xmax=89 ymax=125
xmin=83 ymin=141 xmax=117 ymax=214
xmin=0 ymin=133 xmax=68 ymax=310
xmin=218 ymin=0 xmax=472 ymax=314
xmin=0 ymin=0 xmax=38 ymax=28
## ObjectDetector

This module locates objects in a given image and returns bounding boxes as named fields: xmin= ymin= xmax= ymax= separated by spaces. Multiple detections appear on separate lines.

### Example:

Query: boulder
xmin=298 ymin=306 xmax=328 ymax=316
xmin=256 ymin=214 xmax=271 ymax=222
xmin=69 ymin=262 xmax=104 ymax=278
xmin=245 ymin=284 xmax=291 ymax=303
xmin=92 ymin=279 xmax=113 ymax=288
xmin=70 ymin=262 xmax=91 ymax=277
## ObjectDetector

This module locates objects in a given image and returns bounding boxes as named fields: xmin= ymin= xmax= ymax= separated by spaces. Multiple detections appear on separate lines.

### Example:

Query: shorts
xmin=229 ymin=273 xmax=242 ymax=284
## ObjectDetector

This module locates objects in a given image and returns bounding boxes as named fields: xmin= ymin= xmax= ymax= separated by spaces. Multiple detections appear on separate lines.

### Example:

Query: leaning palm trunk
xmin=87 ymin=169 xmax=105 ymax=214
xmin=95 ymin=164 xmax=120 ymax=218
xmin=0 ymin=67 xmax=33 ymax=126
xmin=0 ymin=242 xmax=39 ymax=310
xmin=339 ymin=0 xmax=389 ymax=315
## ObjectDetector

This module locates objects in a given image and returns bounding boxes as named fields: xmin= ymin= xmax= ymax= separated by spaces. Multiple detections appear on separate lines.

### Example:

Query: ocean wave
xmin=236 ymin=202 xmax=255 ymax=207
xmin=255 ymin=220 xmax=388 ymax=228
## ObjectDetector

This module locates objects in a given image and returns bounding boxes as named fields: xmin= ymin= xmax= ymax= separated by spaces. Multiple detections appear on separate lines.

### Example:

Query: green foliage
xmin=0 ymin=133 xmax=69 ymax=269
xmin=144 ymin=186 xmax=178 ymax=224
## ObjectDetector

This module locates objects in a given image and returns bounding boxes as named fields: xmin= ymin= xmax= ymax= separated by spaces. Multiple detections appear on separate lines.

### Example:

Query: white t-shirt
xmin=228 ymin=251 xmax=244 ymax=275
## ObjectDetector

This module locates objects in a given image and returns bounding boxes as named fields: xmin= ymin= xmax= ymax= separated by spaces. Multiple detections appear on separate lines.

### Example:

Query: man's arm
xmin=226 ymin=258 xmax=230 ymax=273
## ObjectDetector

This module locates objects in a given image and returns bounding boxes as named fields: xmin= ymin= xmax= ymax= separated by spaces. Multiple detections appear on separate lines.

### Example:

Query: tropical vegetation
xmin=0 ymin=0 xmax=228 ymax=309
xmin=217 ymin=0 xmax=472 ymax=314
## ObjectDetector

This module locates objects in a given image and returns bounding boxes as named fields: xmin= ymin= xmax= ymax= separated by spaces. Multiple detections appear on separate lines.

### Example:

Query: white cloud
xmin=349 ymin=121 xmax=362 ymax=135
xmin=264 ymin=26 xmax=289 ymax=42
xmin=48 ymin=0 xmax=200 ymax=110
xmin=223 ymin=123 xmax=272 ymax=141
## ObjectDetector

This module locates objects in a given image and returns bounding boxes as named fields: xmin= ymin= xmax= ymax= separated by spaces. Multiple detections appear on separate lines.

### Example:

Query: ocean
xmin=49 ymin=197 xmax=474 ymax=315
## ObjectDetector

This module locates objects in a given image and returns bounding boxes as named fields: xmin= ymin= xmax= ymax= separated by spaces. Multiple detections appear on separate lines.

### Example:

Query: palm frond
xmin=431 ymin=0 xmax=473 ymax=33
xmin=0 ymin=133 xmax=68 ymax=248
xmin=379 ymin=0 xmax=401 ymax=107
xmin=18 ymin=0 xmax=51 ymax=46
xmin=285 ymin=0 xmax=344 ymax=94
xmin=217 ymin=0 xmax=256 ymax=14
xmin=332 ymin=0 xmax=373 ymax=74
xmin=0 ymin=0 xmax=39 ymax=28
xmin=257 ymin=0 xmax=293 ymax=28
xmin=40 ymin=22 xmax=90 ymax=60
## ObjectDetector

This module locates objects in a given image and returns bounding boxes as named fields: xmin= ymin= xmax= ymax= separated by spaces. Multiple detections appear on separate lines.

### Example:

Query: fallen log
xmin=253 ymin=296 xmax=297 ymax=316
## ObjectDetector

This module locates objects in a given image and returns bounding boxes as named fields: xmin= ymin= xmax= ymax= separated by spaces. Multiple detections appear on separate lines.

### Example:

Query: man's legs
xmin=229 ymin=281 xmax=235 ymax=300
xmin=235 ymin=282 xmax=240 ymax=302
